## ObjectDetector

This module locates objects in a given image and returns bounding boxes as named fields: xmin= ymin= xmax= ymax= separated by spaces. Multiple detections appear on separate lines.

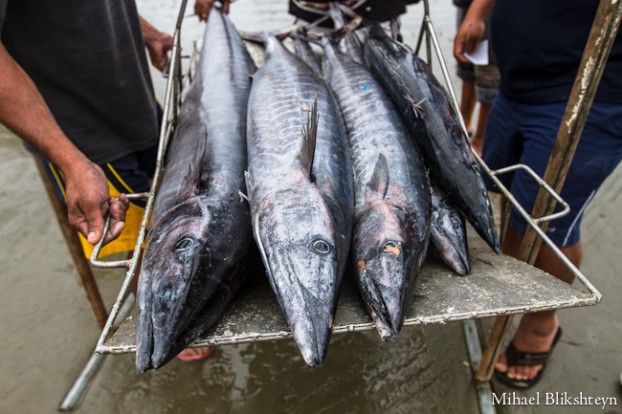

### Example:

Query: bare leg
xmin=495 ymin=227 xmax=581 ymax=381
xmin=460 ymin=80 xmax=476 ymax=133
xmin=177 ymin=346 xmax=215 ymax=361
xmin=470 ymin=102 xmax=491 ymax=156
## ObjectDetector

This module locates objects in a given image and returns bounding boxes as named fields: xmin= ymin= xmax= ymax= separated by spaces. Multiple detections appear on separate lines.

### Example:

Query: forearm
xmin=464 ymin=0 xmax=494 ymax=25
xmin=0 ymin=42 xmax=89 ymax=176
xmin=454 ymin=0 xmax=494 ymax=63
xmin=139 ymin=16 xmax=165 ymax=45
xmin=138 ymin=16 xmax=173 ymax=71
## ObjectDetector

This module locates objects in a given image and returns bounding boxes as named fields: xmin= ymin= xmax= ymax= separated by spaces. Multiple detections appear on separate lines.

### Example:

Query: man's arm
xmin=194 ymin=0 xmax=231 ymax=22
xmin=453 ymin=0 xmax=494 ymax=64
xmin=0 ymin=42 xmax=128 ymax=244
xmin=139 ymin=17 xmax=174 ymax=71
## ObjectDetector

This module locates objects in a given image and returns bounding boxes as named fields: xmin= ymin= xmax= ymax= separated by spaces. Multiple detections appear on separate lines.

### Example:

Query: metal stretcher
xmin=57 ymin=0 xmax=621 ymax=411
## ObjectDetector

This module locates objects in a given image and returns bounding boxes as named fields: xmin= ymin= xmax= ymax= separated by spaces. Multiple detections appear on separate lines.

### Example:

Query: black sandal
xmin=494 ymin=327 xmax=562 ymax=389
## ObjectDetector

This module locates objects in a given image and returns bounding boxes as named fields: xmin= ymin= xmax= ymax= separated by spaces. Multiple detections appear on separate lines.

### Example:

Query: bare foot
xmin=176 ymin=347 xmax=215 ymax=362
xmin=495 ymin=315 xmax=559 ymax=382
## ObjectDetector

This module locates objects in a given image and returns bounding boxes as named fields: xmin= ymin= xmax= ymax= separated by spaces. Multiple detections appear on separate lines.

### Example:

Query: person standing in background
xmin=453 ymin=0 xmax=499 ymax=156
xmin=455 ymin=0 xmax=622 ymax=388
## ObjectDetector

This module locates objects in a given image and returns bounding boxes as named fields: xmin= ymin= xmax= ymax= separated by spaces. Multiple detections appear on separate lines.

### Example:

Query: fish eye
xmin=382 ymin=241 xmax=401 ymax=256
xmin=311 ymin=239 xmax=331 ymax=255
xmin=174 ymin=237 xmax=195 ymax=252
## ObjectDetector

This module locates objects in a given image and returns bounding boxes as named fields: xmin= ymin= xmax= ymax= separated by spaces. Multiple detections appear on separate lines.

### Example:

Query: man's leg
xmin=494 ymin=228 xmax=581 ymax=381
xmin=492 ymin=100 xmax=622 ymax=385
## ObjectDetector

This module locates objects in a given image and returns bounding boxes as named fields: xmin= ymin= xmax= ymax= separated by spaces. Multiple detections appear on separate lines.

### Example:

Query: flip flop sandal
xmin=494 ymin=327 xmax=562 ymax=389
xmin=176 ymin=347 xmax=216 ymax=362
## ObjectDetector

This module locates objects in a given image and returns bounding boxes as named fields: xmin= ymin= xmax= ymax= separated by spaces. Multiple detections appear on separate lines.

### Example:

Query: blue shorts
xmin=483 ymin=92 xmax=622 ymax=246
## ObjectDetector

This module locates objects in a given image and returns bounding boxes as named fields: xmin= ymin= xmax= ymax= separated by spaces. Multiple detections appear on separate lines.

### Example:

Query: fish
xmin=339 ymin=30 xmax=365 ymax=65
xmin=326 ymin=5 xmax=365 ymax=65
xmin=245 ymin=34 xmax=353 ymax=366
xmin=322 ymin=41 xmax=430 ymax=340
xmin=364 ymin=23 xmax=500 ymax=254
xmin=292 ymin=32 xmax=322 ymax=75
xmin=430 ymin=181 xmax=471 ymax=276
xmin=135 ymin=10 xmax=256 ymax=372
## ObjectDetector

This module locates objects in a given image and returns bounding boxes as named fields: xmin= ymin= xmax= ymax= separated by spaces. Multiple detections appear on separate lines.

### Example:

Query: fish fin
xmin=240 ymin=31 xmax=270 ymax=45
xmin=367 ymin=153 xmax=390 ymax=199
xmin=299 ymin=99 xmax=319 ymax=179
xmin=178 ymin=128 xmax=207 ymax=199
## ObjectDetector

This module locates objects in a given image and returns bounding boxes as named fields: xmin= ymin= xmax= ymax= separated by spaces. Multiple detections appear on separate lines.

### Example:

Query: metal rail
xmin=90 ymin=0 xmax=189 ymax=355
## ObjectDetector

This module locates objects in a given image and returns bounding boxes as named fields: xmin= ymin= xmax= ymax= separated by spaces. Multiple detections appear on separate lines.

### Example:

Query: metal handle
xmin=491 ymin=164 xmax=571 ymax=224
xmin=89 ymin=192 xmax=150 ymax=268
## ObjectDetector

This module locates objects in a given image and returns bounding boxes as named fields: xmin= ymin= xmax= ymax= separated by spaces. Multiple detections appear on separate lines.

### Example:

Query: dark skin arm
xmin=194 ymin=0 xmax=231 ymax=21
xmin=453 ymin=0 xmax=494 ymax=64
xmin=140 ymin=17 xmax=174 ymax=71
xmin=0 ymin=17 xmax=171 ymax=245
xmin=0 ymin=42 xmax=128 ymax=245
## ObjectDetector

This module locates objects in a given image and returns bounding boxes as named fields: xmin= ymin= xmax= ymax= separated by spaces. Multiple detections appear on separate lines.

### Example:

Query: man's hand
xmin=195 ymin=0 xmax=231 ymax=21
xmin=453 ymin=0 xmax=495 ymax=64
xmin=139 ymin=17 xmax=174 ymax=72
xmin=454 ymin=18 xmax=486 ymax=65
xmin=64 ymin=161 xmax=129 ymax=245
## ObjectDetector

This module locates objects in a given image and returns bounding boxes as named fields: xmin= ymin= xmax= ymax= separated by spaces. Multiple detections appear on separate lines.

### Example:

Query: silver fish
xmin=246 ymin=34 xmax=353 ymax=367
xmin=322 ymin=41 xmax=430 ymax=340
xmin=293 ymin=32 xmax=322 ymax=75
xmin=136 ymin=11 xmax=256 ymax=372
xmin=364 ymin=24 xmax=500 ymax=254
xmin=430 ymin=181 xmax=471 ymax=276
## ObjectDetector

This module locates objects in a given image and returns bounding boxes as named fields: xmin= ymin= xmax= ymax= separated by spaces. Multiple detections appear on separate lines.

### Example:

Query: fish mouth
xmin=263 ymin=248 xmax=338 ymax=367
xmin=136 ymin=255 xmax=202 ymax=372
xmin=356 ymin=258 xmax=405 ymax=341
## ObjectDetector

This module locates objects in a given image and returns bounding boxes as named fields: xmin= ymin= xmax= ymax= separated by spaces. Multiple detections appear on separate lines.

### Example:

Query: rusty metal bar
xmin=478 ymin=0 xmax=622 ymax=384
xmin=33 ymin=159 xmax=108 ymax=330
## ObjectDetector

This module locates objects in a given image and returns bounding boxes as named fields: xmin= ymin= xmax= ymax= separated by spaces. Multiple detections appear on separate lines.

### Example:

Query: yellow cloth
xmin=78 ymin=182 xmax=144 ymax=259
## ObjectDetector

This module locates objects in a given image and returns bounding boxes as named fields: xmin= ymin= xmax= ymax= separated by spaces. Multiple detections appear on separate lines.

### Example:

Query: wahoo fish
xmin=293 ymin=32 xmax=322 ymax=75
xmin=136 ymin=11 xmax=256 ymax=372
xmin=430 ymin=182 xmax=471 ymax=276
xmin=246 ymin=34 xmax=353 ymax=366
xmin=364 ymin=24 xmax=500 ymax=254
xmin=322 ymin=41 xmax=430 ymax=340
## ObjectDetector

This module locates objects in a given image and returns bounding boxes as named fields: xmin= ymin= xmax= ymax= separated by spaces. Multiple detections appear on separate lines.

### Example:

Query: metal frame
xmin=59 ymin=0 xmax=615 ymax=410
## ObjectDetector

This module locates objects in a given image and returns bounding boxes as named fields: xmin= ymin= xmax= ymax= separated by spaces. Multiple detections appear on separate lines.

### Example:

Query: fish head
xmin=137 ymin=197 xmax=213 ymax=370
xmin=255 ymin=189 xmax=338 ymax=366
xmin=353 ymin=202 xmax=421 ymax=340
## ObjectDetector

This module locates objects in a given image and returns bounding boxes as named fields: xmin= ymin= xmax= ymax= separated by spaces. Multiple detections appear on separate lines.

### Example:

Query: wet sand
xmin=1 ymin=1 xmax=621 ymax=413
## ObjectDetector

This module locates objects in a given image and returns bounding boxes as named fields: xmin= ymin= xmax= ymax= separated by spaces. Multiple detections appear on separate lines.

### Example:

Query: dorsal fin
xmin=367 ymin=153 xmax=389 ymax=199
xmin=177 ymin=127 xmax=207 ymax=199
xmin=299 ymin=99 xmax=319 ymax=178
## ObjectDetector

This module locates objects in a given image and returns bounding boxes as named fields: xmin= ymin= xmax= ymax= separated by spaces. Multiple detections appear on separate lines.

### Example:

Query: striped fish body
xmin=323 ymin=42 xmax=430 ymax=339
xmin=364 ymin=24 xmax=500 ymax=254
xmin=136 ymin=11 xmax=256 ymax=372
xmin=246 ymin=35 xmax=353 ymax=367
